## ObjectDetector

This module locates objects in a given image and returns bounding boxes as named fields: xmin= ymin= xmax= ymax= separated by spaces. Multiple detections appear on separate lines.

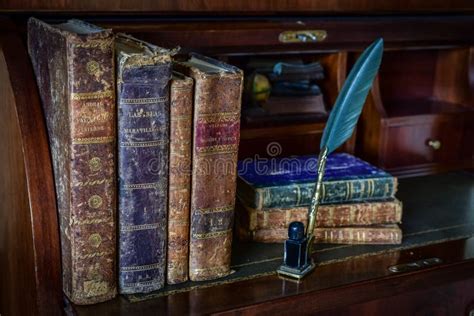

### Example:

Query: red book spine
xmin=177 ymin=57 xmax=243 ymax=281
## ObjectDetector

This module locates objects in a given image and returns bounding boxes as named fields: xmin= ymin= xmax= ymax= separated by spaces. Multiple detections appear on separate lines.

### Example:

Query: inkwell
xmin=277 ymin=38 xmax=384 ymax=280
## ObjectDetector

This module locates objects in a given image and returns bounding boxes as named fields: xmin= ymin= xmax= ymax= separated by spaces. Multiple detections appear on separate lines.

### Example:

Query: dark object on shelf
xmin=243 ymin=58 xmax=327 ymax=123
xmin=271 ymin=81 xmax=322 ymax=96
xmin=277 ymin=222 xmax=316 ymax=279
xmin=271 ymin=61 xmax=325 ymax=82
xmin=246 ymin=59 xmax=324 ymax=82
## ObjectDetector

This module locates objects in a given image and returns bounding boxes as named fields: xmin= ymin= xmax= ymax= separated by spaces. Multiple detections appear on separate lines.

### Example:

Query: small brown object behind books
xmin=28 ymin=18 xmax=116 ymax=304
xmin=175 ymin=54 xmax=243 ymax=281
xmin=167 ymin=71 xmax=194 ymax=284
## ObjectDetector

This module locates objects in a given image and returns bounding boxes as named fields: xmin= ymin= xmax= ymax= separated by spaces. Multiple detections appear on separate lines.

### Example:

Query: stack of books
xmin=236 ymin=153 xmax=402 ymax=244
xmin=28 ymin=18 xmax=243 ymax=304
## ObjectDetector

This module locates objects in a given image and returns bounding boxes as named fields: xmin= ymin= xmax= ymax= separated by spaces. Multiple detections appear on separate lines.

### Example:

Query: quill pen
xmin=277 ymin=39 xmax=384 ymax=280
xmin=306 ymin=38 xmax=384 ymax=241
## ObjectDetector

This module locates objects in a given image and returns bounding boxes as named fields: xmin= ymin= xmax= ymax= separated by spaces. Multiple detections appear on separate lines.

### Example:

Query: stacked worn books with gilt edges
xmin=236 ymin=153 xmax=403 ymax=245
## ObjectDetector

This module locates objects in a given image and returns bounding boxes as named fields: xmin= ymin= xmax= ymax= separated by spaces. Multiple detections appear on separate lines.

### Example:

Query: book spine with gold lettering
xmin=116 ymin=35 xmax=172 ymax=294
xmin=237 ymin=199 xmax=402 ymax=231
xmin=167 ymin=72 xmax=193 ymax=284
xmin=238 ymin=176 xmax=398 ymax=211
xmin=28 ymin=18 xmax=116 ymax=305
xmin=249 ymin=225 xmax=402 ymax=244
xmin=176 ymin=56 xmax=243 ymax=281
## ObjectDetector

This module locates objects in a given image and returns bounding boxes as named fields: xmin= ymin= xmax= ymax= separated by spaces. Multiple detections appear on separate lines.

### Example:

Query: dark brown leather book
xmin=175 ymin=54 xmax=243 ymax=281
xmin=27 ymin=18 xmax=116 ymax=304
xmin=167 ymin=71 xmax=193 ymax=284
xmin=237 ymin=199 xmax=402 ymax=231
xmin=116 ymin=34 xmax=173 ymax=294
xmin=246 ymin=225 xmax=402 ymax=244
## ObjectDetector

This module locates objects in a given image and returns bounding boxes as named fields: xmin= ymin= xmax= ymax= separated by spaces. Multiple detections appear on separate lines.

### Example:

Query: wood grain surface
xmin=1 ymin=0 xmax=474 ymax=14
xmin=72 ymin=238 xmax=474 ymax=315
xmin=0 ymin=19 xmax=62 ymax=316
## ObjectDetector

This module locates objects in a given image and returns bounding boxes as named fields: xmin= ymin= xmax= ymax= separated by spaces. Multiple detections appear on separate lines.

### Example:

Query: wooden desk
xmin=1 ymin=3 xmax=473 ymax=315
xmin=72 ymin=238 xmax=474 ymax=315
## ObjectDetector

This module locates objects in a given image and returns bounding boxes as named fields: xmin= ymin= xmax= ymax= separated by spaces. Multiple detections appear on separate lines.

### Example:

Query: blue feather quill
xmin=321 ymin=38 xmax=384 ymax=153
xmin=277 ymin=39 xmax=384 ymax=279
xmin=306 ymin=38 xmax=384 ymax=238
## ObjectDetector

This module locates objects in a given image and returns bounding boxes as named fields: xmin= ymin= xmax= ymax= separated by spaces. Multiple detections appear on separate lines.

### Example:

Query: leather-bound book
xmin=249 ymin=225 xmax=402 ymax=245
xmin=167 ymin=71 xmax=193 ymax=284
xmin=176 ymin=55 xmax=243 ymax=281
xmin=236 ymin=199 xmax=402 ymax=231
xmin=116 ymin=34 xmax=173 ymax=294
xmin=238 ymin=153 xmax=398 ymax=210
xmin=27 ymin=18 xmax=116 ymax=304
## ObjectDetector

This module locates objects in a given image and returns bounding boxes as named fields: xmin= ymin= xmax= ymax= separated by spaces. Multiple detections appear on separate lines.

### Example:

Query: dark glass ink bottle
xmin=284 ymin=221 xmax=310 ymax=269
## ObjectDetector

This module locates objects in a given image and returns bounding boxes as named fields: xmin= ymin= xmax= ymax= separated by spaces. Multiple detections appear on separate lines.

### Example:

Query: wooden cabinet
xmin=1 ymin=2 xmax=474 ymax=315
xmin=357 ymin=48 xmax=474 ymax=176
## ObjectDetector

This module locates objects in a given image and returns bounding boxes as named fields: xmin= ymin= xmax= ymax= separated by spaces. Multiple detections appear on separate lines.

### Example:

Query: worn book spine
xmin=239 ymin=199 xmax=402 ymax=231
xmin=167 ymin=73 xmax=193 ymax=284
xmin=243 ymin=177 xmax=397 ymax=210
xmin=27 ymin=18 xmax=116 ymax=304
xmin=249 ymin=225 xmax=402 ymax=244
xmin=117 ymin=45 xmax=172 ymax=294
xmin=176 ymin=59 xmax=243 ymax=281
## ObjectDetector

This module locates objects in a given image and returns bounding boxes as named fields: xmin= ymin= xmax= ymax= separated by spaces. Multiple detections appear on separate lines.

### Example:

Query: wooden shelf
xmin=72 ymin=237 xmax=474 ymax=315
xmin=2 ymin=0 xmax=474 ymax=14
xmin=1 ymin=11 xmax=474 ymax=316
xmin=384 ymin=99 xmax=472 ymax=117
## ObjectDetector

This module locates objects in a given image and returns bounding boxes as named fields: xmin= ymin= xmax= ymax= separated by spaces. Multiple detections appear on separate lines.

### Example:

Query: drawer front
xmin=383 ymin=119 xmax=463 ymax=168
xmin=105 ymin=17 xmax=474 ymax=54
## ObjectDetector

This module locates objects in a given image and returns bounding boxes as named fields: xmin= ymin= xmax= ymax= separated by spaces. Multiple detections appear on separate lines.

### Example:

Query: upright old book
xmin=28 ymin=18 xmax=116 ymax=304
xmin=116 ymin=34 xmax=173 ymax=294
xmin=176 ymin=55 xmax=243 ymax=281
xmin=167 ymin=71 xmax=194 ymax=284
xmin=237 ymin=153 xmax=398 ymax=210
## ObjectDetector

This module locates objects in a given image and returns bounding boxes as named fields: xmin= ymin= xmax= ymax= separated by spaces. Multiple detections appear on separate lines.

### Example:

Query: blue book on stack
xmin=237 ymin=153 xmax=397 ymax=210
